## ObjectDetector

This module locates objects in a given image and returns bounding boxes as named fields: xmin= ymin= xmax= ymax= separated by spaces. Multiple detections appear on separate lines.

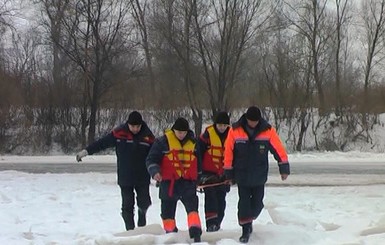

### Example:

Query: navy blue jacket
xmin=224 ymin=115 xmax=290 ymax=186
xmin=86 ymin=122 xmax=155 ymax=186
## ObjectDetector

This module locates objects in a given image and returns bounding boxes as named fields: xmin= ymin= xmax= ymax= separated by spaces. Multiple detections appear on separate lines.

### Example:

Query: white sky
xmin=1 ymin=153 xmax=385 ymax=244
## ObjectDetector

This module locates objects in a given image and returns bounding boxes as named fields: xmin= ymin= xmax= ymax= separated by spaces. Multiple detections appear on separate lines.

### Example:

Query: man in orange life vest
xmin=223 ymin=106 xmax=290 ymax=243
xmin=76 ymin=111 xmax=155 ymax=231
xmin=146 ymin=117 xmax=202 ymax=243
xmin=198 ymin=111 xmax=230 ymax=232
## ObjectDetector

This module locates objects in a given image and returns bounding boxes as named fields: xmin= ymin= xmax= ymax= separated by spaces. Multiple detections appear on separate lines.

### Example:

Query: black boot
xmin=137 ymin=208 xmax=147 ymax=227
xmin=206 ymin=224 xmax=220 ymax=232
xmin=206 ymin=218 xmax=220 ymax=232
xmin=189 ymin=226 xmax=202 ymax=243
xmin=121 ymin=211 xmax=135 ymax=230
xmin=239 ymin=223 xmax=252 ymax=243
xmin=194 ymin=235 xmax=201 ymax=243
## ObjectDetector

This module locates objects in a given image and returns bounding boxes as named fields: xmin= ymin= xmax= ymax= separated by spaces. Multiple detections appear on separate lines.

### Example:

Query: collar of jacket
xmin=232 ymin=114 xmax=271 ymax=132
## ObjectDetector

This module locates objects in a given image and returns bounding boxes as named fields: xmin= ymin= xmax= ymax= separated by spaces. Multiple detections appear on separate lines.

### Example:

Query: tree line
xmin=1 ymin=0 xmax=385 ymax=154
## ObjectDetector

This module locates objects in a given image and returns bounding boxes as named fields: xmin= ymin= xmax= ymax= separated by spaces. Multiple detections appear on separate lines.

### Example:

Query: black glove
xmin=224 ymin=169 xmax=234 ymax=180
xmin=198 ymin=173 xmax=220 ymax=186
xmin=279 ymin=163 xmax=290 ymax=175
xmin=219 ymin=173 xmax=226 ymax=182
xmin=197 ymin=173 xmax=204 ymax=186
xmin=224 ymin=169 xmax=235 ymax=185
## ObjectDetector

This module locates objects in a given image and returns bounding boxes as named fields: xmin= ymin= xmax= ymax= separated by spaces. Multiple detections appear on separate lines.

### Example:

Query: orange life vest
xmin=161 ymin=129 xmax=198 ymax=181
xmin=202 ymin=125 xmax=225 ymax=175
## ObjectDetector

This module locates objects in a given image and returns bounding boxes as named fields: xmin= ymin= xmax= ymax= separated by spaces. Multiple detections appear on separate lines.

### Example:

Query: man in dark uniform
xmin=224 ymin=106 xmax=290 ymax=243
xmin=76 ymin=111 xmax=155 ymax=230
xmin=146 ymin=117 xmax=202 ymax=243
xmin=198 ymin=111 xmax=230 ymax=232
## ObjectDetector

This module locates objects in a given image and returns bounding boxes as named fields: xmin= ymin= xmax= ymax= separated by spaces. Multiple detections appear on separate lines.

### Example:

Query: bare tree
xmin=354 ymin=0 xmax=385 ymax=141
xmin=150 ymin=0 xmax=205 ymax=134
xmin=129 ymin=0 xmax=159 ymax=100
xmin=192 ymin=0 xmax=265 ymax=117
xmin=0 ymin=0 xmax=19 ymax=69
xmin=0 ymin=0 xmax=15 ymax=34
xmin=37 ymin=0 xmax=70 ymax=97
xmin=259 ymin=18 xmax=314 ymax=151
xmin=2 ymin=27 xmax=48 ymax=151
xmin=33 ymin=0 xmax=81 ymax=151
xmin=54 ymin=0 xmax=135 ymax=145
xmin=283 ymin=0 xmax=334 ymax=114
xmin=333 ymin=0 xmax=351 ymax=116
xmin=360 ymin=0 xmax=385 ymax=112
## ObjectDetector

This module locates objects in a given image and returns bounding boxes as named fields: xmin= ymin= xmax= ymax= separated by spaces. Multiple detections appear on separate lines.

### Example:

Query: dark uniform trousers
xmin=120 ymin=185 xmax=151 ymax=230
xmin=160 ymin=179 xmax=201 ymax=238
xmin=237 ymin=185 xmax=264 ymax=223
xmin=160 ymin=180 xmax=199 ymax=219
xmin=203 ymin=184 xmax=229 ymax=227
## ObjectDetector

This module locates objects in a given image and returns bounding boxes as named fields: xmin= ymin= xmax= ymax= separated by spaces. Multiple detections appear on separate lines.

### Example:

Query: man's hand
xmin=198 ymin=173 xmax=220 ymax=186
xmin=224 ymin=169 xmax=235 ymax=185
xmin=197 ymin=173 xmax=204 ymax=186
xmin=278 ymin=163 xmax=290 ymax=181
xmin=281 ymin=174 xmax=289 ymax=181
xmin=76 ymin=149 xmax=88 ymax=162
xmin=153 ymin=173 xmax=162 ymax=182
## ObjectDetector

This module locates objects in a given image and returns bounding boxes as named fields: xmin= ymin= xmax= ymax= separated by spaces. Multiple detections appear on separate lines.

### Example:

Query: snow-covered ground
xmin=1 ymin=152 xmax=385 ymax=244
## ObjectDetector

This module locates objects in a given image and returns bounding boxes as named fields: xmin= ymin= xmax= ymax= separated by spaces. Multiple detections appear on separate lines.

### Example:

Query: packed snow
xmin=1 ymin=152 xmax=385 ymax=244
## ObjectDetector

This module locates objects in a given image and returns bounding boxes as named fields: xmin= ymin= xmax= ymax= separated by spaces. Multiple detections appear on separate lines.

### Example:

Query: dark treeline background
xmin=1 ymin=0 xmax=385 ymax=154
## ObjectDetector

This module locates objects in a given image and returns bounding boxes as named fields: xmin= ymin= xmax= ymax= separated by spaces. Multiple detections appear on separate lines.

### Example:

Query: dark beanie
xmin=127 ymin=111 xmax=143 ymax=125
xmin=215 ymin=111 xmax=230 ymax=125
xmin=172 ymin=117 xmax=190 ymax=131
xmin=246 ymin=106 xmax=261 ymax=121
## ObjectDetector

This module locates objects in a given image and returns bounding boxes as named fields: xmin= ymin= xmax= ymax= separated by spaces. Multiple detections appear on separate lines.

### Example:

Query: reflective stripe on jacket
xmin=224 ymin=115 xmax=289 ymax=186
xmin=86 ymin=122 xmax=154 ymax=186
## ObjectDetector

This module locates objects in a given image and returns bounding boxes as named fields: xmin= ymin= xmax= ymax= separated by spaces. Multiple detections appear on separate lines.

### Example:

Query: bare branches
xmin=194 ymin=0 xmax=265 ymax=114
xmin=0 ymin=0 xmax=17 ymax=33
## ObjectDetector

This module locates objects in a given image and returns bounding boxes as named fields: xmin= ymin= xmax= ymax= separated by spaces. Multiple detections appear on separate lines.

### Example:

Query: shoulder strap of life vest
xmin=206 ymin=125 xmax=224 ymax=168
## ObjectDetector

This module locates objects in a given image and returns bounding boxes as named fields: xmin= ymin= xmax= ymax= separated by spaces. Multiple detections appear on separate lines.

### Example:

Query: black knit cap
xmin=127 ymin=111 xmax=143 ymax=125
xmin=172 ymin=117 xmax=190 ymax=131
xmin=245 ymin=106 xmax=261 ymax=121
xmin=214 ymin=111 xmax=230 ymax=125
